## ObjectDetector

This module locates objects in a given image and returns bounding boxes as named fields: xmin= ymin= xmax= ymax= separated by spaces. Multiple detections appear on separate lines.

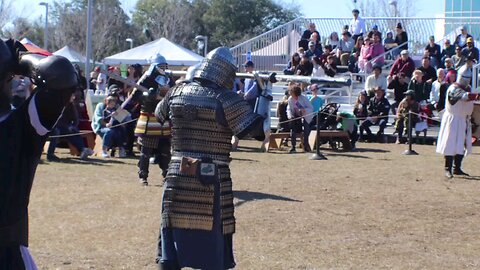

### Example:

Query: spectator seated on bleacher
xmin=365 ymin=64 xmax=387 ymax=98
xmin=454 ymin=25 xmax=473 ymax=49
xmin=287 ymin=86 xmax=313 ymax=153
xmin=276 ymin=90 xmax=290 ymax=133
xmin=452 ymin=46 xmax=466 ymax=70
xmin=357 ymin=37 xmax=372 ymax=73
xmin=408 ymin=70 xmax=430 ymax=103
xmin=92 ymin=94 xmax=128 ymax=158
xmin=46 ymin=98 xmax=94 ymax=162
xmin=359 ymin=87 xmax=390 ymax=143
xmin=430 ymin=68 xmax=448 ymax=112
xmin=305 ymin=41 xmax=322 ymax=59
xmin=296 ymin=55 xmax=313 ymax=76
xmin=321 ymin=55 xmax=337 ymax=77
xmin=348 ymin=36 xmax=364 ymax=73
xmin=353 ymin=91 xmax=369 ymax=125
xmin=461 ymin=37 xmax=479 ymax=63
xmin=300 ymin=22 xmax=320 ymax=51
xmin=441 ymin=39 xmax=455 ymax=67
xmin=388 ymin=50 xmax=415 ymax=80
xmin=387 ymin=72 xmax=408 ymax=115
xmin=284 ymin=53 xmax=301 ymax=75
xmin=444 ymin=58 xmax=455 ymax=72
xmin=311 ymin=57 xmax=324 ymax=77
xmin=384 ymin=31 xmax=396 ymax=59
xmin=394 ymin=90 xmax=419 ymax=144
xmin=417 ymin=56 xmax=437 ymax=84
xmin=336 ymin=31 xmax=354 ymax=66
xmin=424 ymin=36 xmax=441 ymax=68
xmin=325 ymin=31 xmax=339 ymax=50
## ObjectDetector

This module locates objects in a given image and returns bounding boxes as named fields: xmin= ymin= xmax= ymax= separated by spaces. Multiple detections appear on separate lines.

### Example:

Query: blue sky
xmin=15 ymin=0 xmax=445 ymax=23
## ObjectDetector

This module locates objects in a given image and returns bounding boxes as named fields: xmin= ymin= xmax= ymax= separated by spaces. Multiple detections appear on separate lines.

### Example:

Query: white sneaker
xmin=101 ymin=151 xmax=109 ymax=158
xmin=149 ymin=157 xmax=156 ymax=164
xmin=80 ymin=148 xmax=94 ymax=160
xmin=119 ymin=148 xmax=126 ymax=158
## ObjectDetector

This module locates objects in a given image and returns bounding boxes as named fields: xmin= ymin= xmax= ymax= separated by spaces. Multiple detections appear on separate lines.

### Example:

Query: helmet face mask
xmin=192 ymin=47 xmax=236 ymax=89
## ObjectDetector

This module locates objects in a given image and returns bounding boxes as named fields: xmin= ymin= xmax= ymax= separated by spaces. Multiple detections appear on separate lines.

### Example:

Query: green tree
xmin=50 ymin=0 xmax=135 ymax=61
xmin=202 ymin=0 xmax=299 ymax=47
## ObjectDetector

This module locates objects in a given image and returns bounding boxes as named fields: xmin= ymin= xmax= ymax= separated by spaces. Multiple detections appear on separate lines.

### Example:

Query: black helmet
xmin=36 ymin=55 xmax=78 ymax=90
xmin=0 ymin=39 xmax=13 ymax=81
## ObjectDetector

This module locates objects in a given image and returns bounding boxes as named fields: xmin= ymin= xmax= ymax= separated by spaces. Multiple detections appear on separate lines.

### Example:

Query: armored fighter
xmin=155 ymin=47 xmax=265 ymax=269
xmin=0 ymin=39 xmax=79 ymax=269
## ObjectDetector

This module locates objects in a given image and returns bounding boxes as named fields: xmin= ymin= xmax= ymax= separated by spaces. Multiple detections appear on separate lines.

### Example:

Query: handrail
xmin=305 ymin=16 xmax=480 ymax=20
xmin=365 ymin=41 xmax=408 ymax=69
xmin=473 ymin=62 xmax=480 ymax=92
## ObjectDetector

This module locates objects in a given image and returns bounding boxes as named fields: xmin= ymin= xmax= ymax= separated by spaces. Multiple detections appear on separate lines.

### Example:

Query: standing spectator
xmin=357 ymin=37 xmax=372 ymax=73
xmin=242 ymin=60 xmax=259 ymax=108
xmin=287 ymin=86 xmax=314 ymax=153
xmin=388 ymin=72 xmax=408 ymax=114
xmin=417 ymin=56 xmax=437 ymax=84
xmin=389 ymin=50 xmax=415 ymax=79
xmin=441 ymin=39 xmax=455 ymax=65
xmin=359 ymin=87 xmax=390 ymax=142
xmin=276 ymin=90 xmax=290 ymax=133
xmin=430 ymin=69 xmax=449 ymax=112
xmin=408 ymin=70 xmax=430 ymax=102
xmin=365 ymin=65 xmax=387 ymax=97
xmin=425 ymin=36 xmax=441 ymax=68
xmin=461 ymin=37 xmax=479 ymax=62
xmin=452 ymin=46 xmax=466 ymax=70
xmin=305 ymin=41 xmax=322 ymax=59
xmin=393 ymin=23 xmax=408 ymax=56
xmin=96 ymin=66 xmax=107 ymax=92
xmin=326 ymin=32 xmax=340 ymax=49
xmin=308 ymin=84 xmax=324 ymax=113
xmin=300 ymin=22 xmax=320 ymax=50
xmin=444 ymin=58 xmax=455 ymax=72
xmin=394 ymin=90 xmax=419 ymax=144
xmin=384 ymin=31 xmax=396 ymax=60
xmin=454 ymin=25 xmax=473 ymax=49
xmin=296 ymin=55 xmax=314 ymax=76
xmin=89 ymin=66 xmax=100 ymax=89
xmin=350 ymin=9 xmax=366 ymax=42
xmin=284 ymin=53 xmax=301 ymax=75
xmin=336 ymin=31 xmax=355 ymax=66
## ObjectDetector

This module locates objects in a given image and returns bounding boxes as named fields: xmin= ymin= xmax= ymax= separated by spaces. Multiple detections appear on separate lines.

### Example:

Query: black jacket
xmin=368 ymin=96 xmax=390 ymax=117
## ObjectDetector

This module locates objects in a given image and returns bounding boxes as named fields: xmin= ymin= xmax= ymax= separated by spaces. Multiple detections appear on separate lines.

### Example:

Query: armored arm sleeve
xmin=217 ymin=91 xmax=264 ymax=140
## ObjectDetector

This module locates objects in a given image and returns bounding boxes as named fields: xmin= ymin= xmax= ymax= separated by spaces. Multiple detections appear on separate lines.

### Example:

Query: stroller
xmin=312 ymin=103 xmax=353 ymax=151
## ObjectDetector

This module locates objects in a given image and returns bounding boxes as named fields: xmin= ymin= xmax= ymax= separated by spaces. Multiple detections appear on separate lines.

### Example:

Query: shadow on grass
xmin=231 ymin=157 xmax=259 ymax=163
xmin=353 ymin=147 xmax=390 ymax=153
xmin=45 ymin=157 xmax=128 ymax=166
xmin=236 ymin=146 xmax=263 ymax=153
xmin=234 ymin=190 xmax=302 ymax=207
xmin=324 ymin=152 xmax=371 ymax=159
xmin=463 ymin=175 xmax=480 ymax=181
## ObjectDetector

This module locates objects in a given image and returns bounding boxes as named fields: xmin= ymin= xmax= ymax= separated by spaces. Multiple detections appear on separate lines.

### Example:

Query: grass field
xmin=30 ymin=141 xmax=480 ymax=269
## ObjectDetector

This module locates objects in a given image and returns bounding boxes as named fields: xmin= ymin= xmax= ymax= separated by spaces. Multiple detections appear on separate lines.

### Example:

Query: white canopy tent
xmin=53 ymin=45 xmax=86 ymax=63
xmin=103 ymin=38 xmax=204 ymax=66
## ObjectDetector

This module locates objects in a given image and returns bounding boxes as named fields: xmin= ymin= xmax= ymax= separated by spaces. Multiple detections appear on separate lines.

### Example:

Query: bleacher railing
xmin=473 ymin=62 xmax=480 ymax=92
xmin=230 ymin=16 xmax=480 ymax=72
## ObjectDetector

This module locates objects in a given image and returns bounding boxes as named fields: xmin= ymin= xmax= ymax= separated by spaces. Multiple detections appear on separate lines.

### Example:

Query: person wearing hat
xmin=393 ymin=22 xmax=408 ymax=56
xmin=425 ymin=35 xmax=441 ymax=68
xmin=305 ymin=40 xmax=322 ymax=59
xmin=461 ymin=37 xmax=479 ymax=63
xmin=349 ymin=9 xmax=366 ymax=42
xmin=454 ymin=25 xmax=473 ymax=49
xmin=389 ymin=49 xmax=415 ymax=79
xmin=436 ymin=68 xmax=480 ymax=178
xmin=365 ymin=64 xmax=387 ymax=97
xmin=394 ymin=89 xmax=419 ymax=144
xmin=359 ymin=86 xmax=391 ymax=142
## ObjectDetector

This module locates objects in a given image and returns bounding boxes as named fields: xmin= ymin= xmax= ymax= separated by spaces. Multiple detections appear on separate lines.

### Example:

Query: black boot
xmin=454 ymin=154 xmax=469 ymax=176
xmin=445 ymin=156 xmax=453 ymax=179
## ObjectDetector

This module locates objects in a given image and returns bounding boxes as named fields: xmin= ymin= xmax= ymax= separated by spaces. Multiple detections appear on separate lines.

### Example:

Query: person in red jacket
xmin=388 ymin=50 xmax=415 ymax=80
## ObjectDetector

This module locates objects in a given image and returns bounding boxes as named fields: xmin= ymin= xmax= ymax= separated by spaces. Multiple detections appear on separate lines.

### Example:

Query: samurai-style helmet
xmin=192 ymin=47 xmax=236 ymax=89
